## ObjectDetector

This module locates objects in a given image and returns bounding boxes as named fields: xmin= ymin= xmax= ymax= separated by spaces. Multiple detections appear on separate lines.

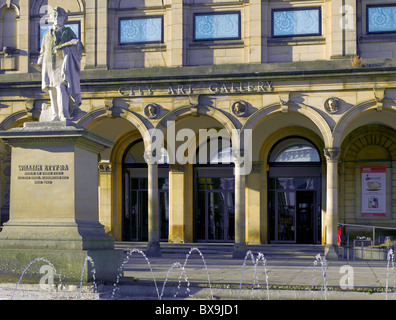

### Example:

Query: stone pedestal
xmin=0 ymin=122 xmax=123 ymax=282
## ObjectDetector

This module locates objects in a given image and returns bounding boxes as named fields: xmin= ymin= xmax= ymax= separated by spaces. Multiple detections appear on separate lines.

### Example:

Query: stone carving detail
xmin=231 ymin=100 xmax=248 ymax=117
xmin=144 ymin=103 xmax=159 ymax=119
xmin=98 ymin=162 xmax=112 ymax=174
xmin=324 ymin=148 xmax=340 ymax=162
xmin=324 ymin=97 xmax=340 ymax=114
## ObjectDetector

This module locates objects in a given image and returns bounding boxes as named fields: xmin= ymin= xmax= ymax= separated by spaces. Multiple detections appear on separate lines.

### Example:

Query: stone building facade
xmin=1 ymin=0 xmax=396 ymax=257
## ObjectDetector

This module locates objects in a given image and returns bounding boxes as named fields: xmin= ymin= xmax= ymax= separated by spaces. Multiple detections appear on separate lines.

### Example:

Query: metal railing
xmin=338 ymin=223 xmax=396 ymax=260
xmin=338 ymin=223 xmax=396 ymax=247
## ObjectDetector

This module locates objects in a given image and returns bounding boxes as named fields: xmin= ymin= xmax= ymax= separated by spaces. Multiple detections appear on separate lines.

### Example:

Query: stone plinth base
xmin=232 ymin=243 xmax=248 ymax=259
xmin=0 ymin=121 xmax=123 ymax=282
xmin=325 ymin=244 xmax=339 ymax=260
xmin=0 ymin=248 xmax=123 ymax=283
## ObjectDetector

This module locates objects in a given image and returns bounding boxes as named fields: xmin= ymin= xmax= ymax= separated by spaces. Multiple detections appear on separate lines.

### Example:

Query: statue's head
xmin=51 ymin=7 xmax=68 ymax=27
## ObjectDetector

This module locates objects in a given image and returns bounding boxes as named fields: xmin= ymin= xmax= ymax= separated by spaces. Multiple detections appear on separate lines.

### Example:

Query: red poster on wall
xmin=361 ymin=166 xmax=386 ymax=217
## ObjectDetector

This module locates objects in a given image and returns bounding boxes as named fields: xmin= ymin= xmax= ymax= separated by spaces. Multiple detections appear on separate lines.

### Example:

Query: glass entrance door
xmin=124 ymin=178 xmax=148 ymax=241
xmin=195 ymin=175 xmax=235 ymax=242
xmin=277 ymin=191 xmax=296 ymax=242
xmin=269 ymin=177 xmax=320 ymax=244
xmin=296 ymin=191 xmax=315 ymax=243
xmin=123 ymin=174 xmax=169 ymax=241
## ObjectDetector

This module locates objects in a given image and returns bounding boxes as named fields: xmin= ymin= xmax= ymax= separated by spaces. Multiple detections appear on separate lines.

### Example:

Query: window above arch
xmin=270 ymin=138 xmax=320 ymax=163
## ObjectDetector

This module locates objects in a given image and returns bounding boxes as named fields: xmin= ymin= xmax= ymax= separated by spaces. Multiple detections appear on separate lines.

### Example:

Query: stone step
xmin=115 ymin=242 xmax=325 ymax=259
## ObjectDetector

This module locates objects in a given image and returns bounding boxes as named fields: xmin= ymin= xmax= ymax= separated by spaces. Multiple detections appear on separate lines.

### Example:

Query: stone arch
xmin=156 ymin=105 xmax=240 ymax=137
xmin=0 ymin=111 xmax=31 ymax=130
xmin=259 ymin=126 xmax=325 ymax=165
xmin=333 ymin=99 xmax=396 ymax=147
xmin=242 ymin=102 xmax=332 ymax=149
xmin=77 ymin=107 xmax=152 ymax=150
xmin=340 ymin=124 xmax=396 ymax=162
xmin=339 ymin=124 xmax=396 ymax=225
xmin=155 ymin=106 xmax=236 ymax=165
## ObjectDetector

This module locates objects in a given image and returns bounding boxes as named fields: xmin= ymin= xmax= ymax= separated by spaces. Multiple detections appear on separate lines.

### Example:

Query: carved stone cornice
xmin=0 ymin=123 xmax=114 ymax=154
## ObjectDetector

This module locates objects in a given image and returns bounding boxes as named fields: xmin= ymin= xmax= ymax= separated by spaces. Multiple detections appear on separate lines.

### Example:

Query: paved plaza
xmin=1 ymin=242 xmax=395 ymax=300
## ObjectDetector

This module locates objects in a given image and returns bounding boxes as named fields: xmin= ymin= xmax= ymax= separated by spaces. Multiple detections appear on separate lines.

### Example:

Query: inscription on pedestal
xmin=18 ymin=164 xmax=70 ymax=184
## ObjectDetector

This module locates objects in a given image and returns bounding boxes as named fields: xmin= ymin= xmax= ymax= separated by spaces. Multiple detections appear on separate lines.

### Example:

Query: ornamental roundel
xmin=324 ymin=97 xmax=340 ymax=114
xmin=231 ymin=100 xmax=248 ymax=117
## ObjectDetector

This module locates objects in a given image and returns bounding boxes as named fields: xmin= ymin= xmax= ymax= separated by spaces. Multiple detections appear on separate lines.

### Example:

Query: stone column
xmin=233 ymin=151 xmax=247 ymax=259
xmin=324 ymin=147 xmax=340 ymax=260
xmin=145 ymin=153 xmax=161 ymax=257
xmin=246 ymin=162 xmax=263 ymax=244
xmin=98 ymin=161 xmax=112 ymax=234
xmin=169 ymin=164 xmax=193 ymax=243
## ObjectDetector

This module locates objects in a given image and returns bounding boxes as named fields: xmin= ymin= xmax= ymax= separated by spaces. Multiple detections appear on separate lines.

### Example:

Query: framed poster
xmin=361 ymin=166 xmax=386 ymax=217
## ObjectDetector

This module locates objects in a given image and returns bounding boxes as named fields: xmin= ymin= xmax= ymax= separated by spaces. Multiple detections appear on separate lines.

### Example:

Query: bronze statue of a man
xmin=33 ymin=7 xmax=84 ymax=123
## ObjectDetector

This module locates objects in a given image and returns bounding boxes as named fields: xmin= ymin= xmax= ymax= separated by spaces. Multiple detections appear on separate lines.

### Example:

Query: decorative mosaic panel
xmin=272 ymin=8 xmax=321 ymax=37
xmin=120 ymin=17 xmax=163 ymax=44
xmin=367 ymin=5 xmax=396 ymax=33
xmin=194 ymin=12 xmax=240 ymax=40
xmin=40 ymin=22 xmax=80 ymax=48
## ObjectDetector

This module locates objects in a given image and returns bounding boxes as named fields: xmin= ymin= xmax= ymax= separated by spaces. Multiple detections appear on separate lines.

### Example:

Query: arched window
xmin=270 ymin=138 xmax=320 ymax=163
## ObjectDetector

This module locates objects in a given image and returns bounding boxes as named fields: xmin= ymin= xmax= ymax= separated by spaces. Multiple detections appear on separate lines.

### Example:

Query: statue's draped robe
xmin=38 ymin=26 xmax=84 ymax=115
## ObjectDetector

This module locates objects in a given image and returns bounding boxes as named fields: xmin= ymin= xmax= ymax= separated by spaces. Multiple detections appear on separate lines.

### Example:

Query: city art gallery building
xmin=1 ymin=0 xmax=396 ymax=257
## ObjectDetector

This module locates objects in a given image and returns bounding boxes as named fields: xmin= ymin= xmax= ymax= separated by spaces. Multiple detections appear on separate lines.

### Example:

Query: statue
xmin=32 ymin=7 xmax=84 ymax=123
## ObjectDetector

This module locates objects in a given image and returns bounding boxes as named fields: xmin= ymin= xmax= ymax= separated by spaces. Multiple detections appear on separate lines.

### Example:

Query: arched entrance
xmin=194 ymin=138 xmax=235 ymax=242
xmin=122 ymin=139 xmax=169 ymax=241
xmin=268 ymin=137 xmax=322 ymax=244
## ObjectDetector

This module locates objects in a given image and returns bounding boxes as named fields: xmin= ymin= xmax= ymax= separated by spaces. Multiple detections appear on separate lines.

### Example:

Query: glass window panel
xmin=159 ymin=178 xmax=169 ymax=190
xmin=272 ymin=8 xmax=321 ymax=37
xmin=130 ymin=178 xmax=139 ymax=190
xmin=274 ymin=144 xmax=320 ymax=162
xmin=120 ymin=17 xmax=163 ymax=44
xmin=40 ymin=22 xmax=80 ymax=48
xmin=367 ymin=5 xmax=396 ymax=33
xmin=277 ymin=191 xmax=295 ymax=241
xmin=139 ymin=178 xmax=148 ymax=190
xmin=194 ymin=12 xmax=240 ymax=40
xmin=270 ymin=138 xmax=320 ymax=163
xmin=197 ymin=177 xmax=206 ymax=190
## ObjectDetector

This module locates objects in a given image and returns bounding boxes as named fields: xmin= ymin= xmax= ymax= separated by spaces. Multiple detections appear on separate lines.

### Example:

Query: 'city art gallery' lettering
xmin=118 ymin=81 xmax=274 ymax=96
